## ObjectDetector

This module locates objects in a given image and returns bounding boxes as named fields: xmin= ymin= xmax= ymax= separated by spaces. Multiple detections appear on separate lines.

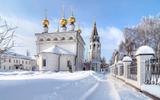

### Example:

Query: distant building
xmin=0 ymin=52 xmax=36 ymax=71
xmin=35 ymin=11 xmax=85 ymax=72
xmin=88 ymin=22 xmax=102 ymax=71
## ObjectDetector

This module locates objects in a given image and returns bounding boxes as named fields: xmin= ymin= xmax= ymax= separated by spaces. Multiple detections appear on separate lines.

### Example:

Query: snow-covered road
xmin=0 ymin=71 xmax=151 ymax=100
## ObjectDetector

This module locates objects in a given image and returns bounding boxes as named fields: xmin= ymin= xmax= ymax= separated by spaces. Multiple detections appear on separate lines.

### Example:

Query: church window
xmin=53 ymin=38 xmax=58 ymax=41
xmin=69 ymin=37 xmax=73 ymax=40
xmin=93 ymin=44 xmax=96 ymax=50
xmin=61 ymin=37 xmax=65 ymax=40
xmin=39 ymin=38 xmax=44 ymax=41
xmin=43 ymin=59 xmax=46 ymax=67
xmin=26 ymin=61 xmax=28 ymax=64
xmin=16 ymin=60 xmax=18 ymax=63
xmin=47 ymin=38 xmax=51 ymax=41
xmin=9 ymin=59 xmax=11 ymax=63
xmin=67 ymin=60 xmax=71 ymax=67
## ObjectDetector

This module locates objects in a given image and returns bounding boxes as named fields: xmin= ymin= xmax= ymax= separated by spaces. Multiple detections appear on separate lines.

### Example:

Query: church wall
xmin=38 ymin=42 xmax=76 ymax=55
xmin=38 ymin=53 xmax=59 ymax=71
xmin=35 ymin=31 xmax=85 ymax=72
xmin=60 ymin=55 xmax=75 ymax=71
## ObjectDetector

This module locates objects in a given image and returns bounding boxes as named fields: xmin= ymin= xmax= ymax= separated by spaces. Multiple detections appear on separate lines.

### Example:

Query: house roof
xmin=42 ymin=45 xmax=75 ymax=55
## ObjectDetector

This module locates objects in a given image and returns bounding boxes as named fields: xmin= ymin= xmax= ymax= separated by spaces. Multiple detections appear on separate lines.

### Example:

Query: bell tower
xmin=89 ymin=22 xmax=101 ymax=71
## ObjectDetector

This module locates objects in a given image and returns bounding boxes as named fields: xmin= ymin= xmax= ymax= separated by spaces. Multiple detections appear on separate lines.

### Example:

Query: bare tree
xmin=0 ymin=17 xmax=17 ymax=67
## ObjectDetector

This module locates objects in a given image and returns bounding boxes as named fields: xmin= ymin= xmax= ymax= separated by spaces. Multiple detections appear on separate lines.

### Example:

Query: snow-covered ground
xmin=141 ymin=84 xmax=160 ymax=98
xmin=108 ymin=75 xmax=151 ymax=100
xmin=0 ymin=71 xmax=152 ymax=100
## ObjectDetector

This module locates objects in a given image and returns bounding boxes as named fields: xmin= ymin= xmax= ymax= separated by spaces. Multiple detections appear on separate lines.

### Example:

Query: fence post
xmin=117 ymin=61 xmax=123 ymax=76
xmin=135 ymin=45 xmax=155 ymax=87
xmin=122 ymin=56 xmax=132 ymax=79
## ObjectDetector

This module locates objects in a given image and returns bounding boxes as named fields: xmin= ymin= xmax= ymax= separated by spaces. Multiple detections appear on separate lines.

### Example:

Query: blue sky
xmin=0 ymin=0 xmax=160 ymax=61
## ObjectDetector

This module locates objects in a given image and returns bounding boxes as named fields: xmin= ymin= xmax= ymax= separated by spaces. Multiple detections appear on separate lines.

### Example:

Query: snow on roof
xmin=42 ymin=45 xmax=75 ymax=55
xmin=2 ymin=52 xmax=32 ymax=60
xmin=135 ymin=45 xmax=155 ymax=56
xmin=122 ymin=56 xmax=132 ymax=62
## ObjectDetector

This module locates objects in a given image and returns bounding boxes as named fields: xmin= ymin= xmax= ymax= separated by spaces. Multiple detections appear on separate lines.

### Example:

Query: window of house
xmin=43 ymin=59 xmax=46 ymax=67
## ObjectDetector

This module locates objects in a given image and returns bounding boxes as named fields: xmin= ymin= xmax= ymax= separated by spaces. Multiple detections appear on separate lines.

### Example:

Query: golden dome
xmin=60 ymin=18 xmax=67 ymax=26
xmin=77 ymin=28 xmax=81 ymax=34
xmin=42 ymin=19 xmax=49 ymax=27
xmin=68 ymin=16 xmax=76 ymax=24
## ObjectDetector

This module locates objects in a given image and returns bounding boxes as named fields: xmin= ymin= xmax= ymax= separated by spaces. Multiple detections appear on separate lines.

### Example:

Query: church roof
xmin=90 ymin=22 xmax=100 ymax=42
xmin=42 ymin=45 xmax=75 ymax=55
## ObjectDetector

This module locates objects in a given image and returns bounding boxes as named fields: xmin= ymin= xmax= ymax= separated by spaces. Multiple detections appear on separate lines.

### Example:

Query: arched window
xmin=69 ymin=37 xmax=73 ymax=40
xmin=39 ymin=38 xmax=44 ymax=41
xmin=9 ymin=59 xmax=11 ymax=63
xmin=43 ymin=59 xmax=46 ymax=67
xmin=61 ymin=37 xmax=65 ymax=40
xmin=53 ymin=38 xmax=58 ymax=41
xmin=46 ymin=38 xmax=51 ymax=41
xmin=93 ymin=44 xmax=96 ymax=50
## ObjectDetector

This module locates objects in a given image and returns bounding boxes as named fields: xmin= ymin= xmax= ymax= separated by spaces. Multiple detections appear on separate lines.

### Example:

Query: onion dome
xmin=77 ymin=28 xmax=81 ymax=34
xmin=68 ymin=16 xmax=76 ymax=24
xmin=77 ymin=23 xmax=81 ymax=33
xmin=42 ymin=19 xmax=49 ymax=28
xmin=60 ymin=18 xmax=67 ymax=27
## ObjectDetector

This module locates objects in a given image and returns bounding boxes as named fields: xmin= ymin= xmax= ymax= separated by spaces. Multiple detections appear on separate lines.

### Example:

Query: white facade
xmin=35 ymin=31 xmax=85 ymax=71
xmin=0 ymin=52 xmax=36 ymax=71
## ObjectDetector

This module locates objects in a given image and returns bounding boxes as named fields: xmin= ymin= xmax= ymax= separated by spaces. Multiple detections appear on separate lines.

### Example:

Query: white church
xmin=35 ymin=9 xmax=101 ymax=72
xmin=35 ymin=12 xmax=85 ymax=72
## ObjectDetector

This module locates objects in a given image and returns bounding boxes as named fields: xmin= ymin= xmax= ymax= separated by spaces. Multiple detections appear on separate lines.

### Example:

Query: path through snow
xmin=0 ymin=71 xmax=151 ymax=100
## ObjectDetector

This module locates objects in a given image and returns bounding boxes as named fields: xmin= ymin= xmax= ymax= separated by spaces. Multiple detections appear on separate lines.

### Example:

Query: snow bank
xmin=0 ymin=71 xmax=94 ymax=80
